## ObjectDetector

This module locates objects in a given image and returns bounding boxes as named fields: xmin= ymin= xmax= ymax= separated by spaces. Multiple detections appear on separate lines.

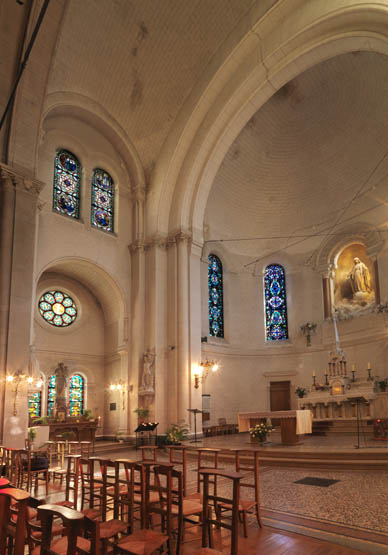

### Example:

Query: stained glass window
xmin=53 ymin=150 xmax=81 ymax=218
xmin=28 ymin=392 xmax=41 ymax=419
xmin=264 ymin=264 xmax=288 ymax=341
xmin=39 ymin=290 xmax=77 ymax=327
xmin=91 ymin=169 xmax=114 ymax=233
xmin=47 ymin=375 xmax=56 ymax=417
xmin=208 ymin=254 xmax=224 ymax=338
xmin=69 ymin=374 xmax=84 ymax=417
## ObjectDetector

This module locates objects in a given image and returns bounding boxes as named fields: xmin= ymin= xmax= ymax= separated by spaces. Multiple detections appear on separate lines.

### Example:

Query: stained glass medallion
xmin=39 ymin=290 xmax=77 ymax=327
xmin=69 ymin=374 xmax=84 ymax=417
xmin=91 ymin=169 xmax=114 ymax=232
xmin=53 ymin=150 xmax=80 ymax=218
xmin=264 ymin=264 xmax=288 ymax=341
xmin=47 ymin=374 xmax=56 ymax=417
xmin=208 ymin=254 xmax=224 ymax=338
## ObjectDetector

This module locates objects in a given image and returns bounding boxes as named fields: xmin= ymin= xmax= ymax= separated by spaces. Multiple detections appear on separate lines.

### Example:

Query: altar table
xmin=238 ymin=410 xmax=313 ymax=445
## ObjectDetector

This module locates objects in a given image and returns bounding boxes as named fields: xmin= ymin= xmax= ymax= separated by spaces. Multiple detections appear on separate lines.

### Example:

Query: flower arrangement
xmin=165 ymin=422 xmax=189 ymax=445
xmin=249 ymin=422 xmax=273 ymax=442
xmin=296 ymin=387 xmax=307 ymax=398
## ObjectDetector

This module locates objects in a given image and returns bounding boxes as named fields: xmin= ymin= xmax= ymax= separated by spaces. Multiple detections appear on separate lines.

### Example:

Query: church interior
xmin=2 ymin=0 xmax=388 ymax=553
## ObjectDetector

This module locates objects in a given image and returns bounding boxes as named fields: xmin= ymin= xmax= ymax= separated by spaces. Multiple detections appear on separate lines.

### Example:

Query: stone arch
xmin=149 ymin=1 xmax=388 ymax=242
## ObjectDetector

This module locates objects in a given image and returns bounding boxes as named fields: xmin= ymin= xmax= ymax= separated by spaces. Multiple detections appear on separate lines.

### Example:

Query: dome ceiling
xmin=205 ymin=52 xmax=388 ymax=265
xmin=47 ymin=0 xmax=253 ymax=179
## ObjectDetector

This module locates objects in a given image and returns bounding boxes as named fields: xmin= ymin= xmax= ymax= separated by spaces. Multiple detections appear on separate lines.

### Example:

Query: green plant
xmin=296 ymin=387 xmax=307 ymax=398
xmin=378 ymin=379 xmax=388 ymax=391
xmin=165 ymin=422 xmax=189 ymax=445
xmin=134 ymin=407 xmax=150 ymax=419
xmin=28 ymin=427 xmax=37 ymax=442
xmin=61 ymin=431 xmax=76 ymax=441
xmin=82 ymin=409 xmax=93 ymax=420
xmin=32 ymin=416 xmax=49 ymax=425
xmin=116 ymin=431 xmax=125 ymax=442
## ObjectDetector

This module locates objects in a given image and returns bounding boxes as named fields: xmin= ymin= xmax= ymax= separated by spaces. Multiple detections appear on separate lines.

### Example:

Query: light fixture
xmin=108 ymin=380 xmax=127 ymax=409
xmin=193 ymin=360 xmax=219 ymax=389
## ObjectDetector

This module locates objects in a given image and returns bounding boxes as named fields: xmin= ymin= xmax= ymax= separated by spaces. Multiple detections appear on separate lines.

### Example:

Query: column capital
xmin=172 ymin=230 xmax=192 ymax=244
xmin=128 ymin=239 xmax=145 ymax=254
xmin=144 ymin=233 xmax=168 ymax=251
xmin=131 ymin=184 xmax=146 ymax=203
xmin=0 ymin=163 xmax=45 ymax=197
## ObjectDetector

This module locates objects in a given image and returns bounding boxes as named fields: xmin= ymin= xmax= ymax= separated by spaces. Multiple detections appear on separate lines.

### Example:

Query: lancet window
xmin=208 ymin=254 xmax=224 ymax=338
xmin=47 ymin=374 xmax=56 ymax=417
xmin=91 ymin=169 xmax=114 ymax=232
xmin=53 ymin=150 xmax=81 ymax=219
xmin=264 ymin=264 xmax=288 ymax=341
xmin=69 ymin=374 xmax=84 ymax=417
xmin=28 ymin=381 xmax=43 ymax=420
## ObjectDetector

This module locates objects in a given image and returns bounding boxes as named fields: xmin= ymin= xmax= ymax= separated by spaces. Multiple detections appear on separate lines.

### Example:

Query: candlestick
xmin=312 ymin=371 xmax=316 ymax=377
xmin=368 ymin=362 xmax=371 ymax=370
xmin=367 ymin=367 xmax=373 ymax=381
xmin=312 ymin=375 xmax=316 ymax=387
xmin=351 ymin=369 xmax=356 ymax=382
xmin=325 ymin=373 xmax=329 ymax=386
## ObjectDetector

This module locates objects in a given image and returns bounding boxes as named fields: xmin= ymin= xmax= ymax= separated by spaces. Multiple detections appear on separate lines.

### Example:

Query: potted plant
xmin=116 ymin=431 xmax=124 ymax=443
xmin=134 ymin=407 xmax=150 ymax=423
xmin=296 ymin=387 xmax=307 ymax=398
xmin=32 ymin=416 xmax=49 ymax=426
xmin=164 ymin=422 xmax=189 ymax=445
xmin=28 ymin=426 xmax=37 ymax=449
xmin=378 ymin=379 xmax=388 ymax=392
xmin=249 ymin=422 xmax=273 ymax=445
xmin=82 ymin=409 xmax=93 ymax=420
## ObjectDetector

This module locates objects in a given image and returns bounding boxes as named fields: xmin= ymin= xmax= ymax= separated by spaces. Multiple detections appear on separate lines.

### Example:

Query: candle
xmin=352 ymin=364 xmax=355 ymax=371
xmin=312 ymin=371 xmax=316 ymax=377
xmin=368 ymin=362 xmax=371 ymax=369
xmin=324 ymin=369 xmax=328 ymax=375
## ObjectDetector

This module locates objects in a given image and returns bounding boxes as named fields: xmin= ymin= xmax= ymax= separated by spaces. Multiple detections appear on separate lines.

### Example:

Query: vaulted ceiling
xmin=205 ymin=51 xmax=388 ymax=264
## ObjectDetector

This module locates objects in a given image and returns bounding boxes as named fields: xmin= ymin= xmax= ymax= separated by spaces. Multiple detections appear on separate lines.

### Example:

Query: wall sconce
xmin=5 ymin=371 xmax=43 ymax=415
xmin=109 ymin=380 xmax=127 ymax=410
xmin=193 ymin=360 xmax=219 ymax=389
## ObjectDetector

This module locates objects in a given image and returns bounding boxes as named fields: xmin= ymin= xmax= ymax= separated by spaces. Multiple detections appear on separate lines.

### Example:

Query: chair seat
xmin=30 ymin=521 xmax=64 ymax=539
xmin=116 ymin=529 xmax=168 ymax=555
xmin=106 ymin=484 xmax=128 ymax=496
xmin=185 ymin=492 xmax=202 ymax=503
xmin=192 ymin=549 xmax=223 ymax=554
xmin=32 ymin=535 xmax=90 ymax=555
xmin=171 ymin=499 xmax=202 ymax=516
xmin=99 ymin=519 xmax=128 ymax=538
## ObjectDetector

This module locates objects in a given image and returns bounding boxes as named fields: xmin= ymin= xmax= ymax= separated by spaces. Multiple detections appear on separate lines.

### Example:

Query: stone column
xmin=175 ymin=232 xmax=191 ymax=425
xmin=128 ymin=184 xmax=146 ymax=436
xmin=0 ymin=164 xmax=44 ymax=446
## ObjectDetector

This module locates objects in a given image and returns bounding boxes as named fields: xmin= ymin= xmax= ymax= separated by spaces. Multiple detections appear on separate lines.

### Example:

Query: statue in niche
xmin=348 ymin=257 xmax=371 ymax=296
xmin=139 ymin=351 xmax=155 ymax=395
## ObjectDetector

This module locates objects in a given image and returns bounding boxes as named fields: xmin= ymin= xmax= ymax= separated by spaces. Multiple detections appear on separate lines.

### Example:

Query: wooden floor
xmin=40 ymin=482 xmax=366 ymax=555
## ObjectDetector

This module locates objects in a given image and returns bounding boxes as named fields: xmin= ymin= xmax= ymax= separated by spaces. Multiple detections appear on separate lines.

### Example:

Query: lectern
xmin=187 ymin=408 xmax=203 ymax=443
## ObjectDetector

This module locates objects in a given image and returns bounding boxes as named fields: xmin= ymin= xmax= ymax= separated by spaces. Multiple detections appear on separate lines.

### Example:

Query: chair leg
xmin=256 ymin=505 xmax=262 ymax=528
xmin=242 ymin=510 xmax=248 ymax=538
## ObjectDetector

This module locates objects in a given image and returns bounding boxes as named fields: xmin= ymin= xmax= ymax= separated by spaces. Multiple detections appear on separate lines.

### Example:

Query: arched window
xmin=91 ymin=169 xmax=114 ymax=233
xmin=47 ymin=375 xmax=56 ymax=416
xmin=208 ymin=254 xmax=224 ymax=338
xmin=53 ymin=150 xmax=81 ymax=219
xmin=69 ymin=374 xmax=84 ymax=417
xmin=264 ymin=264 xmax=288 ymax=341
xmin=28 ymin=381 xmax=43 ymax=420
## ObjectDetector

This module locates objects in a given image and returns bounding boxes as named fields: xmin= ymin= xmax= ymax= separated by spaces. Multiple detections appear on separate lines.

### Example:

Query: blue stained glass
xmin=47 ymin=375 xmax=56 ymax=417
xmin=91 ymin=169 xmax=114 ymax=233
xmin=208 ymin=254 xmax=224 ymax=338
xmin=28 ymin=391 xmax=41 ymax=419
xmin=39 ymin=290 xmax=77 ymax=327
xmin=53 ymin=150 xmax=81 ymax=218
xmin=69 ymin=374 xmax=84 ymax=417
xmin=265 ymin=264 xmax=288 ymax=341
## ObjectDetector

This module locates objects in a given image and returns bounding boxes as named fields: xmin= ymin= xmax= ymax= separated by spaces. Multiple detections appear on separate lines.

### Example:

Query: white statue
xmin=348 ymin=257 xmax=371 ymax=295
xmin=140 ymin=351 xmax=155 ymax=394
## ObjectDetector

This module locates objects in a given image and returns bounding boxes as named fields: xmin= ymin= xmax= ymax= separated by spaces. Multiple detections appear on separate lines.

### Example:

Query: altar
xmin=238 ymin=409 xmax=312 ymax=445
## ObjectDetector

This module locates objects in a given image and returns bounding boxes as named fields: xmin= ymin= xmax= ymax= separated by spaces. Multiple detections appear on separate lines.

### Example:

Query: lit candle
xmin=352 ymin=364 xmax=355 ymax=371
xmin=324 ymin=369 xmax=328 ymax=375
xmin=312 ymin=371 xmax=316 ymax=377
xmin=368 ymin=362 xmax=371 ymax=369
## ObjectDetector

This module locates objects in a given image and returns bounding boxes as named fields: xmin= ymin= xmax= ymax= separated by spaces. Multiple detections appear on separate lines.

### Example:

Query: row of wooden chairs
xmin=0 ymin=461 xmax=244 ymax=554
xmin=202 ymin=424 xmax=238 ymax=437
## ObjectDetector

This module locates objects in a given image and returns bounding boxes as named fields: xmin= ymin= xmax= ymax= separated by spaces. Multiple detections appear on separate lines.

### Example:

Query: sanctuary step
xmin=93 ymin=439 xmax=135 ymax=454
xmin=313 ymin=419 xmax=374 ymax=434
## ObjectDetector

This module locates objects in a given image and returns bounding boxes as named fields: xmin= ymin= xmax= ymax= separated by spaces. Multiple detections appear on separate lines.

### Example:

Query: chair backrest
xmin=218 ymin=418 xmax=227 ymax=425
xmin=167 ymin=446 xmax=187 ymax=496
xmin=93 ymin=458 xmax=116 ymax=520
xmin=233 ymin=449 xmax=260 ymax=506
xmin=152 ymin=463 xmax=182 ymax=540
xmin=199 ymin=469 xmax=243 ymax=555
xmin=38 ymin=504 xmax=85 ymax=555
xmin=0 ymin=487 xmax=30 ymax=555
xmin=116 ymin=459 xmax=145 ymax=530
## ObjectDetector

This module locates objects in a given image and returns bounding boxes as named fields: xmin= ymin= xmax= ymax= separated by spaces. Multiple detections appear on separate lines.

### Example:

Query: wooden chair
xmin=115 ymin=459 xmax=154 ymax=530
xmin=190 ymin=448 xmax=221 ymax=500
xmin=30 ymin=504 xmax=96 ymax=555
xmin=113 ymin=462 xmax=170 ymax=555
xmin=3 ymin=447 xmax=21 ymax=485
xmin=199 ymin=469 xmax=243 ymax=555
xmin=80 ymin=441 xmax=92 ymax=458
xmin=79 ymin=458 xmax=103 ymax=511
xmin=232 ymin=449 xmax=262 ymax=534
xmin=0 ymin=487 xmax=30 ymax=555
xmin=166 ymin=446 xmax=187 ymax=497
xmin=17 ymin=449 xmax=49 ymax=494
xmin=153 ymin=463 xmax=203 ymax=554
xmin=140 ymin=445 xmax=158 ymax=462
